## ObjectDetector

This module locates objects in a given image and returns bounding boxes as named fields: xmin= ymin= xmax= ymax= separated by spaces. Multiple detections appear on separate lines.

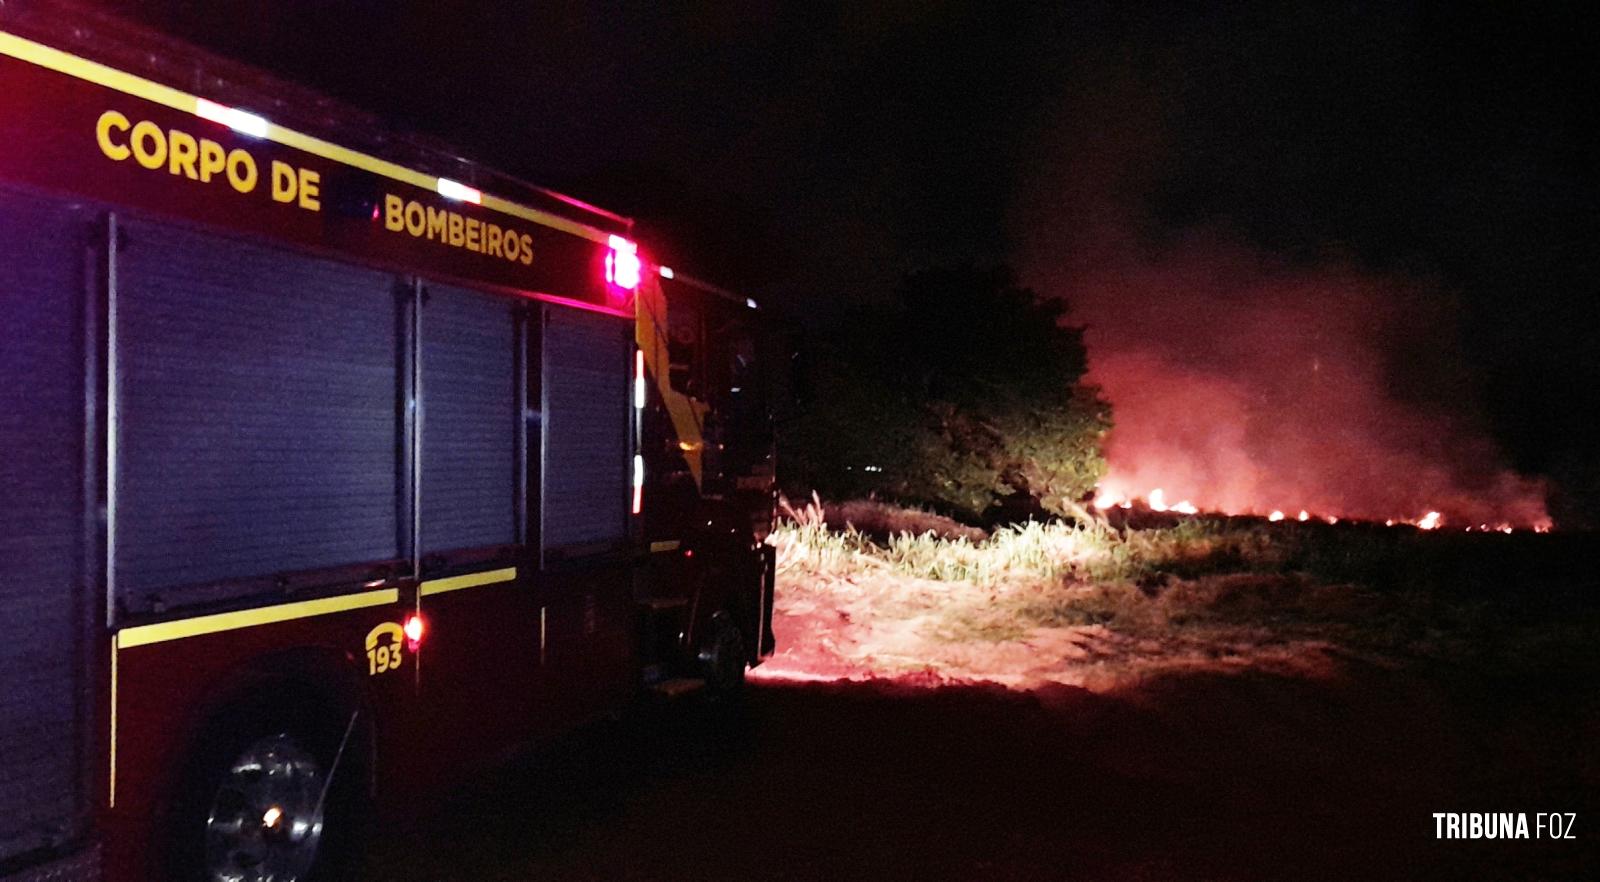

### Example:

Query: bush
xmin=785 ymin=266 xmax=1109 ymax=521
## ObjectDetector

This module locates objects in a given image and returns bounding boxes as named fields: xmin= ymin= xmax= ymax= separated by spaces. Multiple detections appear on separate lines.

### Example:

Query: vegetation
xmin=768 ymin=497 xmax=1599 ymax=685
xmin=784 ymin=266 xmax=1109 ymax=521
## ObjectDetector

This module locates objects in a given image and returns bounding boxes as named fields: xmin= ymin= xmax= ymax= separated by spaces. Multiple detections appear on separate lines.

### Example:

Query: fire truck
xmin=0 ymin=6 xmax=776 ymax=880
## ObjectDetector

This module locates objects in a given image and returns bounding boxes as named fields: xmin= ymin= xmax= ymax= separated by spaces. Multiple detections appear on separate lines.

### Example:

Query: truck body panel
xmin=0 ymin=7 xmax=772 ymax=879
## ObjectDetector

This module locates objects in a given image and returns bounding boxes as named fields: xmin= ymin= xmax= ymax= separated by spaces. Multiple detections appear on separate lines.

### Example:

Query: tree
xmin=786 ymin=266 xmax=1110 ymax=522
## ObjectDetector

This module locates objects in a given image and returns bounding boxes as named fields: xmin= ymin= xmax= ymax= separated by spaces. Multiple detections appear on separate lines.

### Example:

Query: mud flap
xmin=758 ymin=544 xmax=777 ymax=659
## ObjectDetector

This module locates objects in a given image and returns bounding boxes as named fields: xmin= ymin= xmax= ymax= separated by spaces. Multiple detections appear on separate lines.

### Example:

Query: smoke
xmin=1070 ymin=238 xmax=1547 ymax=526
xmin=1013 ymin=55 xmax=1550 ymax=529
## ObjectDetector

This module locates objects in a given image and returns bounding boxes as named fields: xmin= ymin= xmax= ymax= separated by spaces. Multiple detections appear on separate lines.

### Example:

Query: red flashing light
xmin=606 ymin=235 xmax=641 ymax=291
xmin=404 ymin=614 xmax=426 ymax=649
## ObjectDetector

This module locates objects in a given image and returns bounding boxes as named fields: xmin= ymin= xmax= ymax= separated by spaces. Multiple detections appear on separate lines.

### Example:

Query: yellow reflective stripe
xmin=0 ymin=31 xmax=610 ymax=244
xmin=649 ymin=540 xmax=681 ymax=553
xmin=115 ymin=588 xmax=400 ymax=649
xmin=0 ymin=31 xmax=194 ymax=114
xmin=419 ymin=567 xmax=517 ymax=597
xmin=108 ymin=643 xmax=118 ymax=808
xmin=264 ymin=123 xmax=437 ymax=194
xmin=635 ymin=275 xmax=708 ymax=487
xmin=480 ymin=193 xmax=602 ymax=243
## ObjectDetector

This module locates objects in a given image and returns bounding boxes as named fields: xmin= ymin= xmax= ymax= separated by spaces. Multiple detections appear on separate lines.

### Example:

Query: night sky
xmin=96 ymin=1 xmax=1600 ymax=512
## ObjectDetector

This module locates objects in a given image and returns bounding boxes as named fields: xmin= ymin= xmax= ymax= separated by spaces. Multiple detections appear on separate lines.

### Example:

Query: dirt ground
xmin=361 ymin=654 xmax=1597 ymax=881
xmin=360 ymin=526 xmax=1597 ymax=880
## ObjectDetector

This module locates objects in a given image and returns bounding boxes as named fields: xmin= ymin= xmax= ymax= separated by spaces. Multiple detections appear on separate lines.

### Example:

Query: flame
xmin=1088 ymin=483 xmax=1546 ymax=534
xmin=1091 ymin=488 xmax=1120 ymax=510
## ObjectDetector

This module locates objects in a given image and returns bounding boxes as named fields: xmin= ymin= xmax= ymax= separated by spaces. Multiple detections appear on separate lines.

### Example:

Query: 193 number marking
xmin=364 ymin=622 xmax=405 ymax=676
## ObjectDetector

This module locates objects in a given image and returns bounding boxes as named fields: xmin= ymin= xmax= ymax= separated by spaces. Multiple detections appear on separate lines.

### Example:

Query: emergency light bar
xmin=435 ymin=178 xmax=482 ymax=204
xmin=193 ymin=98 xmax=268 ymax=138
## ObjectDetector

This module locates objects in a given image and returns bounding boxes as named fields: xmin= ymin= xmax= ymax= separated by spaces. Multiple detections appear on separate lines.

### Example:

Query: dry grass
xmin=824 ymin=497 xmax=989 ymax=543
xmin=763 ymin=497 xmax=1591 ymax=689
xmin=774 ymin=494 xmax=1283 ymax=593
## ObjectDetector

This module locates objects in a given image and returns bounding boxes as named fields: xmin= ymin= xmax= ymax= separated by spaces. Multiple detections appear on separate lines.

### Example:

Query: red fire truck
xmin=0 ymin=6 xmax=776 ymax=880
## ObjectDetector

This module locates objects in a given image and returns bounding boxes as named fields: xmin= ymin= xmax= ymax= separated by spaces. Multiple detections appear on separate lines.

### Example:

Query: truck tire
xmin=165 ymin=694 xmax=365 ymax=882
xmin=699 ymin=611 xmax=748 ymax=700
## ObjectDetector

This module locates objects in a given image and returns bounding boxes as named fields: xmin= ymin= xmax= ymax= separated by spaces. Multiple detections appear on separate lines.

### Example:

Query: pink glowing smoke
xmin=1067 ymin=236 xmax=1549 ymax=528
xmin=1013 ymin=61 xmax=1549 ymax=529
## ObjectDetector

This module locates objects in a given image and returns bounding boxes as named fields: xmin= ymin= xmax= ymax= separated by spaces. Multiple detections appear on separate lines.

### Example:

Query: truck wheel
xmin=168 ymin=699 xmax=362 ymax=882
xmin=203 ymin=732 xmax=328 ymax=879
xmin=699 ymin=612 xmax=748 ymax=700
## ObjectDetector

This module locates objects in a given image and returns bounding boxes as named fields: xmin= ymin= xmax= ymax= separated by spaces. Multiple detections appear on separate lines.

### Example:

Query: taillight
xmin=606 ymin=235 xmax=641 ymax=291
xmin=632 ymin=454 xmax=644 ymax=515
xmin=404 ymin=614 xmax=426 ymax=651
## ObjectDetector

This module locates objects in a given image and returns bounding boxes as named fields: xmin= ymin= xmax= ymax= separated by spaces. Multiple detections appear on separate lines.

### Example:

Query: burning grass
xmin=760 ymin=497 xmax=1596 ymax=691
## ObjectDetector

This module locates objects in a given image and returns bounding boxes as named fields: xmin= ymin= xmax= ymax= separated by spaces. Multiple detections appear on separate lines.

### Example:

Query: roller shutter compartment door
xmin=0 ymin=192 xmax=89 ymax=859
xmin=115 ymin=221 xmax=401 ymax=612
xmin=419 ymin=283 xmax=517 ymax=556
xmin=542 ymin=306 xmax=631 ymax=553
